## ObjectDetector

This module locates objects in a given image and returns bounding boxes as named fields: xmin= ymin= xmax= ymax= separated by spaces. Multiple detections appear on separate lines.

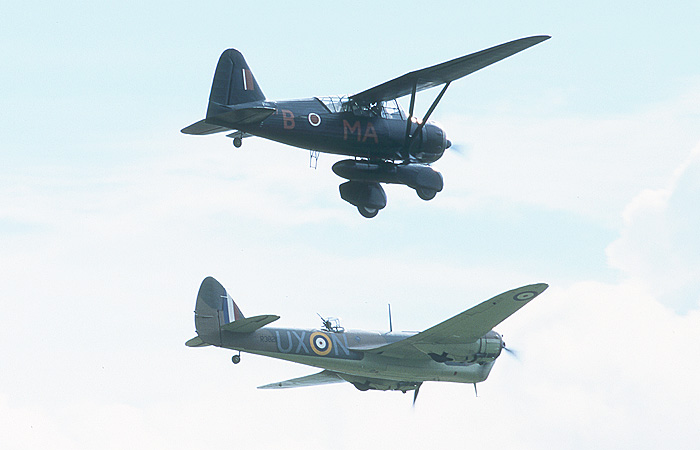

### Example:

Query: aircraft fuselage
xmin=207 ymin=99 xmax=448 ymax=164
xmin=218 ymin=326 xmax=500 ymax=384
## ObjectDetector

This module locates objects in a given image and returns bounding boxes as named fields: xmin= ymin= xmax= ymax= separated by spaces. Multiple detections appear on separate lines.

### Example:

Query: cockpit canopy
xmin=316 ymin=96 xmax=406 ymax=120
xmin=320 ymin=316 xmax=345 ymax=333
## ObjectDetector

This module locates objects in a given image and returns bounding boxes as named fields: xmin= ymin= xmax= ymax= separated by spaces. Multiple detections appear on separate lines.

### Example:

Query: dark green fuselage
xmin=211 ymin=99 xmax=447 ymax=164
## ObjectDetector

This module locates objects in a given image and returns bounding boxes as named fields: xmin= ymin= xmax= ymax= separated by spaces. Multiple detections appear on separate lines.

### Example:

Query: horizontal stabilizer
xmin=181 ymin=119 xmax=230 ymax=135
xmin=185 ymin=336 xmax=211 ymax=347
xmin=204 ymin=105 xmax=275 ymax=128
xmin=182 ymin=106 xmax=275 ymax=135
xmin=220 ymin=314 xmax=280 ymax=333
xmin=258 ymin=370 xmax=345 ymax=389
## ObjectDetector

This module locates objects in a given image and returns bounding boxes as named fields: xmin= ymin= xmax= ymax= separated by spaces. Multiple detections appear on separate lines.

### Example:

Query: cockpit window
xmin=315 ymin=96 xmax=406 ymax=120
xmin=380 ymin=99 xmax=405 ymax=120
xmin=316 ymin=95 xmax=347 ymax=113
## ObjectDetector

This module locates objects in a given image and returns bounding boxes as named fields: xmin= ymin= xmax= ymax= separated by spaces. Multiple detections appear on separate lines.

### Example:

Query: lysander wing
xmin=257 ymin=370 xmax=345 ymax=389
xmin=350 ymin=35 xmax=550 ymax=104
xmin=365 ymin=283 xmax=548 ymax=359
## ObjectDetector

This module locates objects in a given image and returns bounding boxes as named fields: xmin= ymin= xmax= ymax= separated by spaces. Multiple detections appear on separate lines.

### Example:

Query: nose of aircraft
xmin=435 ymin=125 xmax=449 ymax=159
xmin=407 ymin=123 xmax=449 ymax=164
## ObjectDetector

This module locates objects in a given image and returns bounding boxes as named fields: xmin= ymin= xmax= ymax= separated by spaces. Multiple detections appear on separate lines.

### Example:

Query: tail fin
xmin=206 ymin=49 xmax=265 ymax=118
xmin=194 ymin=277 xmax=245 ymax=346
xmin=191 ymin=277 xmax=280 ymax=347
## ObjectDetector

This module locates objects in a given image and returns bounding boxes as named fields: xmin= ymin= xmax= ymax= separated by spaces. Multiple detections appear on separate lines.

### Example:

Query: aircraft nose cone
xmin=446 ymin=139 xmax=452 ymax=149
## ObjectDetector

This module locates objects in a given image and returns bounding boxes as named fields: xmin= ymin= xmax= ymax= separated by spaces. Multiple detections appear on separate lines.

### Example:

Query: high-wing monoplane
xmin=182 ymin=36 xmax=550 ymax=217
xmin=186 ymin=277 xmax=547 ymax=402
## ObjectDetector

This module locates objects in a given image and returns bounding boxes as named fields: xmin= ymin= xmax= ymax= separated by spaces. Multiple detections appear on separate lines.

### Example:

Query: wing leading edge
xmin=350 ymin=35 xmax=550 ymax=105
xmin=365 ymin=283 xmax=548 ymax=359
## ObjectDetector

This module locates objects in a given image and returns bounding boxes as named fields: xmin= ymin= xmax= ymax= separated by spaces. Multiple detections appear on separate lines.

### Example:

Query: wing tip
xmin=511 ymin=283 xmax=549 ymax=302
xmin=526 ymin=282 xmax=549 ymax=293
xmin=524 ymin=34 xmax=551 ymax=42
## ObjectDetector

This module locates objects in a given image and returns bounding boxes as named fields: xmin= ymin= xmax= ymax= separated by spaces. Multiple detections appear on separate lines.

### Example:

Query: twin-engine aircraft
xmin=186 ymin=277 xmax=548 ymax=402
xmin=182 ymin=36 xmax=550 ymax=217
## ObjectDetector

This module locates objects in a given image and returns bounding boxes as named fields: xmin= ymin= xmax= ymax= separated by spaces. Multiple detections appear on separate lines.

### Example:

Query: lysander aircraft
xmin=186 ymin=277 xmax=548 ymax=402
xmin=182 ymin=35 xmax=550 ymax=217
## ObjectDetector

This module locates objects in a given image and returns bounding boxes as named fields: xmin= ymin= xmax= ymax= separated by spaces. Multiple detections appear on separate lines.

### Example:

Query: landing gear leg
xmin=231 ymin=353 xmax=241 ymax=364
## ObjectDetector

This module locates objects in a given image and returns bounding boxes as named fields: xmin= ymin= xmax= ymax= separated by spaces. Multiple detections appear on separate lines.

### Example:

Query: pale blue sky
xmin=2 ymin=1 xmax=700 ymax=449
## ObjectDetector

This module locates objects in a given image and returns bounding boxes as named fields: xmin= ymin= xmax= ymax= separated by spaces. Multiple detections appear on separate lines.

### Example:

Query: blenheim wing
xmin=257 ymin=370 xmax=345 ymax=389
xmin=350 ymin=35 xmax=550 ymax=105
xmin=365 ymin=283 xmax=548 ymax=359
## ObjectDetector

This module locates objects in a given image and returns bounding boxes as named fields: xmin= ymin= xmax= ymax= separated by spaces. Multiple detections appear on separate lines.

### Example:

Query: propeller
xmin=502 ymin=338 xmax=520 ymax=361
xmin=503 ymin=346 xmax=520 ymax=359
xmin=446 ymin=141 xmax=469 ymax=156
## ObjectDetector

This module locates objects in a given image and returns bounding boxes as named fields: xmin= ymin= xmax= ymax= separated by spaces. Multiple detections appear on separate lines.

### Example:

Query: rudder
xmin=206 ymin=49 xmax=265 ymax=118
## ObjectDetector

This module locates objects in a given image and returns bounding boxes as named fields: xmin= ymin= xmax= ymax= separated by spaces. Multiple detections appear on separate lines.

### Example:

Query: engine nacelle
xmin=421 ymin=332 xmax=503 ymax=364
xmin=471 ymin=335 xmax=503 ymax=363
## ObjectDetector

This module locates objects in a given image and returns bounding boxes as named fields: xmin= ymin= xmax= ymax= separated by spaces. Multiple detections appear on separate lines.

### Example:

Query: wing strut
xmin=401 ymin=81 xmax=451 ymax=163
xmin=402 ymin=81 xmax=418 ymax=161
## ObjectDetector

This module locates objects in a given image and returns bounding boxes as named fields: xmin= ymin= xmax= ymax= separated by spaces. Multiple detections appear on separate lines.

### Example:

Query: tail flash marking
xmin=222 ymin=294 xmax=233 ymax=324
xmin=243 ymin=68 xmax=255 ymax=91
xmin=221 ymin=293 xmax=244 ymax=324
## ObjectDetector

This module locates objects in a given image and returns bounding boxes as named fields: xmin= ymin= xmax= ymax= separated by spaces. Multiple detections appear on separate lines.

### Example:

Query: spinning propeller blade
xmin=502 ymin=339 xmax=520 ymax=361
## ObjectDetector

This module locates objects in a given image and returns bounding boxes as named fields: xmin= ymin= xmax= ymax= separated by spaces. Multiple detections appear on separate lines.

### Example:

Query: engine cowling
xmin=419 ymin=332 xmax=503 ymax=363
xmin=471 ymin=333 xmax=503 ymax=363
xmin=408 ymin=123 xmax=447 ymax=164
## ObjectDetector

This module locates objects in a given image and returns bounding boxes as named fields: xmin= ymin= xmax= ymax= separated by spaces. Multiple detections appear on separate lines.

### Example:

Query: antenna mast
xmin=388 ymin=304 xmax=393 ymax=333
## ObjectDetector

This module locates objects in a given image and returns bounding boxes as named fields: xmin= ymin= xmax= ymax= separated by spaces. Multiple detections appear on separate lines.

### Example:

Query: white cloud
xmin=435 ymin=84 xmax=700 ymax=227
xmin=485 ymin=279 xmax=700 ymax=449
xmin=607 ymin=143 xmax=700 ymax=312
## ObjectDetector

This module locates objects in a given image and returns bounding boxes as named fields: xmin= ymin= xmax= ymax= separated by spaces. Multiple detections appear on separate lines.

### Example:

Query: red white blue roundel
xmin=308 ymin=113 xmax=321 ymax=127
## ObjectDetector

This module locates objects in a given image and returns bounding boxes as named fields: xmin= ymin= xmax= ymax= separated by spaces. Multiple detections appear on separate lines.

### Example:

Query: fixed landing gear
xmin=231 ymin=353 xmax=241 ymax=364
xmin=357 ymin=205 xmax=378 ymax=218
xmin=233 ymin=137 xmax=242 ymax=148
xmin=416 ymin=188 xmax=437 ymax=201
xmin=339 ymin=181 xmax=387 ymax=219
xmin=332 ymin=160 xmax=443 ymax=216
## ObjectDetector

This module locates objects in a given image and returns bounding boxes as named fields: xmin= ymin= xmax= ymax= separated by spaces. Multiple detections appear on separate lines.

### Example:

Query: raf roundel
xmin=308 ymin=112 xmax=321 ymax=127
xmin=309 ymin=332 xmax=332 ymax=356
xmin=514 ymin=291 xmax=537 ymax=302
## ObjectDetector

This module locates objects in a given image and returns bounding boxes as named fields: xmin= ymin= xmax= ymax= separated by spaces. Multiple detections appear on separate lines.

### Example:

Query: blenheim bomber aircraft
xmin=186 ymin=277 xmax=548 ymax=402
xmin=182 ymin=36 xmax=550 ymax=217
